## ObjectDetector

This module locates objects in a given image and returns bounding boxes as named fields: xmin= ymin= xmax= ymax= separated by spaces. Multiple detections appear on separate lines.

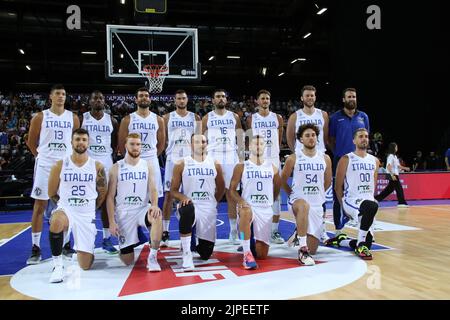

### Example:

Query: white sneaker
xmin=397 ymin=204 xmax=409 ymax=208
xmin=147 ymin=254 xmax=161 ymax=272
xmin=270 ymin=231 xmax=285 ymax=244
xmin=298 ymin=247 xmax=315 ymax=266
xmin=320 ymin=225 xmax=330 ymax=242
xmin=49 ymin=265 xmax=64 ymax=283
xmin=182 ymin=251 xmax=195 ymax=272
xmin=228 ymin=230 xmax=240 ymax=245
xmin=287 ymin=232 xmax=299 ymax=247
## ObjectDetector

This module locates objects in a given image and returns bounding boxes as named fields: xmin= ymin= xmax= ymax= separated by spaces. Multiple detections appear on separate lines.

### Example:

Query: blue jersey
xmin=329 ymin=110 xmax=370 ymax=158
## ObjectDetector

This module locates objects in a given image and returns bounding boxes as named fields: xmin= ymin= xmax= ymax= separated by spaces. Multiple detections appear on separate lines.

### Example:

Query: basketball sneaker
xmin=243 ymin=251 xmax=258 ymax=270
xmin=49 ymin=257 xmax=64 ymax=283
xmin=287 ymin=231 xmax=299 ymax=247
xmin=102 ymin=237 xmax=118 ymax=254
xmin=182 ymin=251 xmax=195 ymax=272
xmin=228 ymin=230 xmax=240 ymax=245
xmin=147 ymin=254 xmax=161 ymax=272
xmin=26 ymin=245 xmax=42 ymax=265
xmin=324 ymin=233 xmax=347 ymax=247
xmin=160 ymin=231 xmax=170 ymax=247
xmin=355 ymin=243 xmax=373 ymax=260
xmin=62 ymin=242 xmax=76 ymax=259
xmin=298 ymin=246 xmax=315 ymax=266
xmin=397 ymin=204 xmax=409 ymax=208
xmin=270 ymin=231 xmax=285 ymax=244
xmin=49 ymin=265 xmax=64 ymax=283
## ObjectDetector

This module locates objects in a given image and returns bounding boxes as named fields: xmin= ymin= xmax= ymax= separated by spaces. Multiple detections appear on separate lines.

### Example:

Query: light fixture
xmin=120 ymin=0 xmax=126 ymax=4
xmin=226 ymin=56 xmax=240 ymax=59
xmin=303 ymin=33 xmax=311 ymax=39
xmin=25 ymin=65 xmax=31 ymax=71
xmin=291 ymin=58 xmax=307 ymax=64
xmin=208 ymin=56 xmax=215 ymax=61
xmin=203 ymin=70 xmax=208 ymax=75
xmin=262 ymin=67 xmax=267 ymax=76
xmin=19 ymin=49 xmax=25 ymax=54
xmin=317 ymin=8 xmax=327 ymax=15
xmin=81 ymin=51 xmax=97 ymax=55
xmin=120 ymin=53 xmax=124 ymax=59
xmin=278 ymin=72 xmax=285 ymax=77
xmin=118 ymin=68 xmax=122 ymax=73
xmin=8 ymin=13 xmax=16 ymax=16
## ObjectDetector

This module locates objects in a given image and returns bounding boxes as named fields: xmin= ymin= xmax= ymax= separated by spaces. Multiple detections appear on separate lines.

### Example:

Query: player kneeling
xmin=281 ymin=124 xmax=332 ymax=266
xmin=106 ymin=133 xmax=162 ymax=272
xmin=47 ymin=129 xmax=108 ymax=283
xmin=229 ymin=135 xmax=281 ymax=270
xmin=325 ymin=128 xmax=379 ymax=260
xmin=170 ymin=134 xmax=226 ymax=271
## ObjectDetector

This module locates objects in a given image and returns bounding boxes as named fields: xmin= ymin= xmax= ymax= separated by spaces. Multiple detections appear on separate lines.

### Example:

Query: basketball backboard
xmin=106 ymin=25 xmax=200 ymax=82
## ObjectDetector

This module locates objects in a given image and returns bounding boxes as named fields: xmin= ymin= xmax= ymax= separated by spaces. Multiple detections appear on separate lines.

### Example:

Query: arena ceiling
xmin=0 ymin=0 xmax=333 ymax=93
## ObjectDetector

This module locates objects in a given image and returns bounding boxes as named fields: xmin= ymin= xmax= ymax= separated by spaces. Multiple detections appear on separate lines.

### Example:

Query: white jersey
xmin=290 ymin=149 xmax=327 ymax=207
xmin=166 ymin=111 xmax=196 ymax=161
xmin=295 ymin=108 xmax=326 ymax=153
xmin=344 ymin=152 xmax=377 ymax=201
xmin=182 ymin=155 xmax=217 ymax=209
xmin=251 ymin=112 xmax=280 ymax=162
xmin=128 ymin=111 xmax=159 ymax=160
xmin=37 ymin=109 xmax=74 ymax=165
xmin=206 ymin=110 xmax=238 ymax=160
xmin=115 ymin=159 xmax=150 ymax=212
xmin=81 ymin=112 xmax=113 ymax=162
xmin=58 ymin=156 xmax=97 ymax=218
xmin=241 ymin=159 xmax=274 ymax=208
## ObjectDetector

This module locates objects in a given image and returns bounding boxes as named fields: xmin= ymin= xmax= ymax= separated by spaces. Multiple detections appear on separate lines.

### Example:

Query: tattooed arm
xmin=95 ymin=161 xmax=108 ymax=209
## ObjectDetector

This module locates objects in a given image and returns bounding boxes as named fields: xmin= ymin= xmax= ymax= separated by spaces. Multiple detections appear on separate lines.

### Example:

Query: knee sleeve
xmin=196 ymin=238 xmax=215 ymax=260
xmin=179 ymin=203 xmax=195 ymax=234
xmin=365 ymin=231 xmax=374 ymax=249
xmin=359 ymin=200 xmax=378 ymax=231
xmin=120 ymin=244 xmax=135 ymax=255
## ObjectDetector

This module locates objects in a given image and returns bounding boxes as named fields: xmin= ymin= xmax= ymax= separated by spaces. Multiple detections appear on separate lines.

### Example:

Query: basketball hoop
xmin=141 ymin=64 xmax=168 ymax=93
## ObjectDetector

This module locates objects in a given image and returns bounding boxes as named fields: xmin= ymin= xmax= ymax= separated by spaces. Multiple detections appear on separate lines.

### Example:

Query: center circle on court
xmin=11 ymin=240 xmax=367 ymax=300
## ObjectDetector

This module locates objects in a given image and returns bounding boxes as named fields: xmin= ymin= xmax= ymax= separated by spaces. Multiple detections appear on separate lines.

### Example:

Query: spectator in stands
xmin=446 ymin=147 xmax=450 ymax=171
xmin=425 ymin=151 xmax=441 ymax=171
xmin=412 ymin=150 xmax=425 ymax=171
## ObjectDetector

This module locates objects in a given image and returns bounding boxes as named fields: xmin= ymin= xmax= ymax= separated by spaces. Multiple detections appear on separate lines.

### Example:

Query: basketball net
xmin=142 ymin=64 xmax=168 ymax=93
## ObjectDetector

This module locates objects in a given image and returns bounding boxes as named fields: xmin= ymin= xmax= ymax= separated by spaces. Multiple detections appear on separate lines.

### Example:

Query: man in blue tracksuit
xmin=328 ymin=88 xmax=370 ymax=236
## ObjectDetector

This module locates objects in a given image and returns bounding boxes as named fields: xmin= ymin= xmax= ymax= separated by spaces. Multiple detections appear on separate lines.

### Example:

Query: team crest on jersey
xmin=33 ymin=187 xmax=42 ymax=196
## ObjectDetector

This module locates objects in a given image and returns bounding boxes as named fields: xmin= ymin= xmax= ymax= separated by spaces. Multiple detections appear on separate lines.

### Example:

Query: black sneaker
xmin=62 ymin=242 xmax=76 ymax=259
xmin=160 ymin=231 xmax=170 ymax=247
xmin=26 ymin=245 xmax=42 ymax=265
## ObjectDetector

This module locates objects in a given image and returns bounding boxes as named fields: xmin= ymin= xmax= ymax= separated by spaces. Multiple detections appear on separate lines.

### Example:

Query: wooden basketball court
xmin=1 ymin=203 xmax=449 ymax=300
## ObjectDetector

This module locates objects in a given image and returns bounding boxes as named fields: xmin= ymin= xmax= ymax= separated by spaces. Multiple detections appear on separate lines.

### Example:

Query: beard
xmin=74 ymin=146 xmax=87 ymax=154
xmin=215 ymin=102 xmax=226 ymax=109
xmin=303 ymin=101 xmax=314 ymax=108
xmin=357 ymin=142 xmax=368 ymax=150
xmin=177 ymin=104 xmax=187 ymax=109
xmin=344 ymin=100 xmax=357 ymax=110
xmin=138 ymin=101 xmax=151 ymax=109
xmin=303 ymin=142 xmax=316 ymax=150
xmin=128 ymin=151 xmax=141 ymax=158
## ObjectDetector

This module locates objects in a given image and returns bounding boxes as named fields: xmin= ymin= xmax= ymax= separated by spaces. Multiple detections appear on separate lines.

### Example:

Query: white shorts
xmin=164 ymin=158 xmax=184 ymax=192
xmin=54 ymin=206 xmax=97 ymax=254
xmin=115 ymin=205 xmax=150 ymax=249
xmin=31 ymin=158 xmax=52 ymax=200
xmin=288 ymin=201 xmax=324 ymax=240
xmin=189 ymin=205 xmax=218 ymax=243
xmin=238 ymin=206 xmax=273 ymax=245
xmin=342 ymin=197 xmax=375 ymax=222
xmin=210 ymin=152 xmax=239 ymax=190
xmin=144 ymin=157 xmax=163 ymax=198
